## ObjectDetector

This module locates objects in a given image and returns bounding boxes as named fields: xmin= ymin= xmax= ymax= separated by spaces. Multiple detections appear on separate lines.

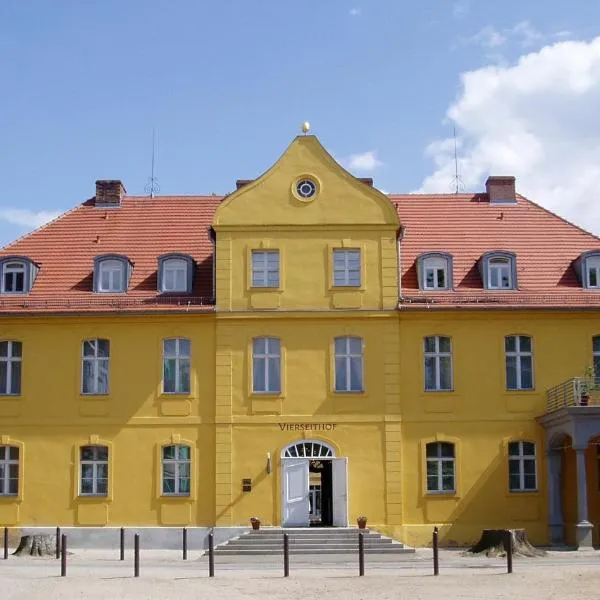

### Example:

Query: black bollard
xmin=56 ymin=526 xmax=61 ymax=559
xmin=134 ymin=534 xmax=140 ymax=577
xmin=433 ymin=526 xmax=439 ymax=576
xmin=505 ymin=529 xmax=513 ymax=574
xmin=60 ymin=534 xmax=67 ymax=577
xmin=283 ymin=533 xmax=289 ymax=577
xmin=358 ymin=532 xmax=365 ymax=576
xmin=3 ymin=527 xmax=8 ymax=560
xmin=208 ymin=532 xmax=214 ymax=577
xmin=183 ymin=527 xmax=188 ymax=560
xmin=120 ymin=527 xmax=125 ymax=561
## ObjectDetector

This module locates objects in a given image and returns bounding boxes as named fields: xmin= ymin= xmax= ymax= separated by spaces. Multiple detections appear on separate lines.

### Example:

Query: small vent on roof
xmin=486 ymin=176 xmax=516 ymax=205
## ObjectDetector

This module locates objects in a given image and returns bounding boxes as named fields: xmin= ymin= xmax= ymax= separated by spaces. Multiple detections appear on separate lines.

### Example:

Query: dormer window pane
xmin=98 ymin=260 xmax=124 ymax=292
xmin=488 ymin=258 xmax=512 ymax=289
xmin=420 ymin=255 xmax=451 ymax=291
xmin=2 ymin=262 xmax=25 ymax=293
xmin=163 ymin=259 xmax=187 ymax=292
xmin=587 ymin=257 xmax=600 ymax=288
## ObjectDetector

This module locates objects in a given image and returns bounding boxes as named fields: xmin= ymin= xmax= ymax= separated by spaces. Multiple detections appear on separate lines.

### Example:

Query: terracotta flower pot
xmin=357 ymin=517 xmax=367 ymax=529
xmin=250 ymin=519 xmax=261 ymax=531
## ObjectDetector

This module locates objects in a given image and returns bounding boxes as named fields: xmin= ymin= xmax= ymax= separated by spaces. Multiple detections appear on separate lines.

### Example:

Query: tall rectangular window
xmin=505 ymin=335 xmax=533 ymax=390
xmin=163 ymin=338 xmax=191 ymax=394
xmin=333 ymin=249 xmax=361 ymax=287
xmin=0 ymin=341 xmax=21 ymax=395
xmin=251 ymin=250 xmax=280 ymax=288
xmin=426 ymin=442 xmax=455 ymax=493
xmin=0 ymin=445 xmax=19 ymax=496
xmin=162 ymin=445 xmax=191 ymax=496
xmin=424 ymin=336 xmax=452 ymax=391
xmin=252 ymin=337 xmax=281 ymax=393
xmin=334 ymin=336 xmax=363 ymax=392
xmin=82 ymin=339 xmax=110 ymax=395
xmin=593 ymin=336 xmax=600 ymax=386
xmin=508 ymin=441 xmax=537 ymax=492
xmin=80 ymin=446 xmax=108 ymax=496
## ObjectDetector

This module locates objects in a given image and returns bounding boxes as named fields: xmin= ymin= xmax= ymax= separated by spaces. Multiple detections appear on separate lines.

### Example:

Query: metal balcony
xmin=546 ymin=377 xmax=600 ymax=412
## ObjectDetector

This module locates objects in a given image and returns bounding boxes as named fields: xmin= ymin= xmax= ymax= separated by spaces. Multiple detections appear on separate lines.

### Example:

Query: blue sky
xmin=1 ymin=0 xmax=599 ymax=246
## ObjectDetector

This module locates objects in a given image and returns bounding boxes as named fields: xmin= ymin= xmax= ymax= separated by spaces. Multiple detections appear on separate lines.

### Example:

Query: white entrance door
xmin=332 ymin=457 xmax=348 ymax=527
xmin=282 ymin=458 xmax=310 ymax=527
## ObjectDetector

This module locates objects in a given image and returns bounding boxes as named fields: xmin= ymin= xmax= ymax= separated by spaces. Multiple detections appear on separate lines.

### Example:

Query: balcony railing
xmin=546 ymin=377 xmax=600 ymax=412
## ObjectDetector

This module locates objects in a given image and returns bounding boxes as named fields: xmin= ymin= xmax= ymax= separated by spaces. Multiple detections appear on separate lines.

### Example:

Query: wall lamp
xmin=266 ymin=452 xmax=272 ymax=475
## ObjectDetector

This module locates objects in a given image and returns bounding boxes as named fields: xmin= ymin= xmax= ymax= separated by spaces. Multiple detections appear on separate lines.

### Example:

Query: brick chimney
xmin=485 ymin=176 xmax=516 ymax=204
xmin=95 ymin=180 xmax=126 ymax=208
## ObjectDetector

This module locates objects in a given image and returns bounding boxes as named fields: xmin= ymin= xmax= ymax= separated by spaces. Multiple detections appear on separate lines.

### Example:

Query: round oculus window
xmin=296 ymin=179 xmax=317 ymax=199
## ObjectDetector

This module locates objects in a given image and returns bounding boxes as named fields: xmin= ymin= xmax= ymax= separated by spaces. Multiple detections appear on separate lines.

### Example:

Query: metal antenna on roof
xmin=451 ymin=124 xmax=465 ymax=194
xmin=144 ymin=128 xmax=160 ymax=198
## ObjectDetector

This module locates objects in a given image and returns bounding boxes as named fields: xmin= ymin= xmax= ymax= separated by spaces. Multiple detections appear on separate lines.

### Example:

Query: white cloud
xmin=453 ymin=0 xmax=469 ymax=19
xmin=466 ymin=26 xmax=507 ymax=49
xmin=511 ymin=20 xmax=545 ymax=47
xmin=0 ymin=208 xmax=61 ymax=229
xmin=349 ymin=7 xmax=361 ymax=16
xmin=418 ymin=37 xmax=600 ymax=235
xmin=343 ymin=151 xmax=383 ymax=173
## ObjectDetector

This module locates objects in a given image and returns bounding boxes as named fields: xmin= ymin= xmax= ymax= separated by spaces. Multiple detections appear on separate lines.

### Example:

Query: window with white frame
xmin=82 ymin=339 xmax=109 ymax=395
xmin=423 ymin=256 xmax=448 ymax=290
xmin=98 ymin=259 xmax=126 ymax=292
xmin=2 ymin=262 xmax=26 ymax=293
xmin=251 ymin=250 xmax=280 ymax=288
xmin=252 ymin=337 xmax=281 ymax=393
xmin=162 ymin=444 xmax=191 ymax=496
xmin=0 ymin=341 xmax=21 ymax=395
xmin=334 ymin=336 xmax=364 ymax=392
xmin=0 ymin=445 xmax=19 ymax=495
xmin=424 ymin=336 xmax=452 ymax=391
xmin=594 ymin=336 xmax=600 ymax=386
xmin=426 ymin=442 xmax=455 ymax=493
xmin=488 ymin=257 xmax=513 ymax=289
xmin=333 ymin=249 xmax=361 ymax=287
xmin=80 ymin=446 xmax=108 ymax=496
xmin=163 ymin=338 xmax=191 ymax=394
xmin=587 ymin=256 xmax=600 ymax=288
xmin=508 ymin=441 xmax=537 ymax=492
xmin=162 ymin=258 xmax=188 ymax=292
xmin=505 ymin=335 xmax=533 ymax=390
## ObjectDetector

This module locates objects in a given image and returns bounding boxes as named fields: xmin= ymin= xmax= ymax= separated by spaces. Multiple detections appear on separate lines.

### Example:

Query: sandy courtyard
xmin=2 ymin=549 xmax=600 ymax=599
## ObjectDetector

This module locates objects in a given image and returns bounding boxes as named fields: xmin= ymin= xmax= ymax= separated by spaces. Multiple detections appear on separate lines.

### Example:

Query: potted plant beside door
xmin=250 ymin=517 xmax=261 ymax=531
xmin=357 ymin=516 xmax=368 ymax=529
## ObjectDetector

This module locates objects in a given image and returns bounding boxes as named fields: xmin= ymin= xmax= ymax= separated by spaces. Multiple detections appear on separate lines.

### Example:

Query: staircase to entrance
xmin=214 ymin=528 xmax=414 ymax=556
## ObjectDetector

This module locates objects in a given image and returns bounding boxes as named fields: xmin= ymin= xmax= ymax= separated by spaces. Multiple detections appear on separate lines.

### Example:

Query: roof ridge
xmin=0 ymin=202 xmax=84 ymax=253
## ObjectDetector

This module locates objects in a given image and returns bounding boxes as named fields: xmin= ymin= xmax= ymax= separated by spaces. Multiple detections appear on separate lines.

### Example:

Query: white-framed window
xmin=162 ymin=258 xmax=188 ymax=292
xmin=424 ymin=336 xmax=452 ymax=391
xmin=505 ymin=335 xmax=533 ymax=390
xmin=0 ymin=445 xmax=19 ymax=496
xmin=333 ymin=249 xmax=361 ymax=287
xmin=80 ymin=446 xmax=108 ymax=496
xmin=423 ymin=257 xmax=448 ymax=290
xmin=1 ymin=262 xmax=26 ymax=294
xmin=426 ymin=442 xmax=455 ymax=493
xmin=593 ymin=335 xmax=600 ymax=386
xmin=81 ymin=339 xmax=109 ymax=395
xmin=251 ymin=251 xmax=280 ymax=288
xmin=587 ymin=256 xmax=600 ymax=288
xmin=162 ymin=444 xmax=191 ymax=496
xmin=0 ymin=341 xmax=21 ymax=395
xmin=508 ymin=441 xmax=537 ymax=492
xmin=488 ymin=257 xmax=512 ymax=289
xmin=98 ymin=259 xmax=125 ymax=292
xmin=252 ymin=337 xmax=281 ymax=393
xmin=163 ymin=338 xmax=191 ymax=394
xmin=334 ymin=336 xmax=364 ymax=392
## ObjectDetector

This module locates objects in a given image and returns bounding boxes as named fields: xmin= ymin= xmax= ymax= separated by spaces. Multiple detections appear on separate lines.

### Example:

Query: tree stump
xmin=12 ymin=534 xmax=56 ymax=557
xmin=467 ymin=529 xmax=546 ymax=557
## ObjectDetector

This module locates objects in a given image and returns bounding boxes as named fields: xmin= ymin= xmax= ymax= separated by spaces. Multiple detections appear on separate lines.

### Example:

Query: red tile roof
xmin=392 ymin=193 xmax=600 ymax=308
xmin=0 ymin=190 xmax=598 ymax=314
xmin=0 ymin=196 xmax=221 ymax=314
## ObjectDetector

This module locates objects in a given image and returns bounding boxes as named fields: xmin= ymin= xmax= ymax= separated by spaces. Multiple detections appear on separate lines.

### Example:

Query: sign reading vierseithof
xmin=278 ymin=423 xmax=337 ymax=431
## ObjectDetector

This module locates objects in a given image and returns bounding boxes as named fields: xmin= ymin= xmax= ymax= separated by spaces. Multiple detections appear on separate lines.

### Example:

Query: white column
xmin=546 ymin=450 xmax=563 ymax=544
xmin=574 ymin=445 xmax=593 ymax=549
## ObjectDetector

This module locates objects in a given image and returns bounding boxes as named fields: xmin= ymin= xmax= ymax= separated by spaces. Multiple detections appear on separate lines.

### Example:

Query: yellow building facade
xmin=1 ymin=134 xmax=600 ymax=548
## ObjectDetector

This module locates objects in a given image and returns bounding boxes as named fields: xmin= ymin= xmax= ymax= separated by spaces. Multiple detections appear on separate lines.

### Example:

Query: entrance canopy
xmin=281 ymin=440 xmax=335 ymax=459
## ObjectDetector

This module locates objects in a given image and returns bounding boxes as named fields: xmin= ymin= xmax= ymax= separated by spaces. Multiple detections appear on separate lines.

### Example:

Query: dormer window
xmin=93 ymin=255 xmax=132 ymax=293
xmin=157 ymin=254 xmax=194 ymax=293
xmin=0 ymin=257 xmax=38 ymax=294
xmin=480 ymin=252 xmax=517 ymax=290
xmin=574 ymin=251 xmax=600 ymax=289
xmin=417 ymin=253 xmax=452 ymax=291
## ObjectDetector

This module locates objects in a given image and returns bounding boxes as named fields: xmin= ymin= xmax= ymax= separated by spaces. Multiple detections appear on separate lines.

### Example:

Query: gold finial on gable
xmin=301 ymin=121 xmax=310 ymax=134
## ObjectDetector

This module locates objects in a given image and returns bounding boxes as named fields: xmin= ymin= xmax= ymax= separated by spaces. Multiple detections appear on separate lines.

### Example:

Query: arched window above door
xmin=281 ymin=441 xmax=335 ymax=458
